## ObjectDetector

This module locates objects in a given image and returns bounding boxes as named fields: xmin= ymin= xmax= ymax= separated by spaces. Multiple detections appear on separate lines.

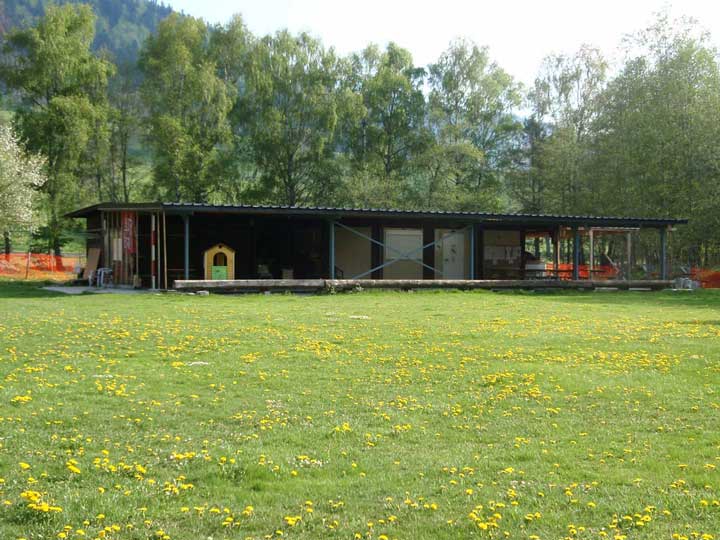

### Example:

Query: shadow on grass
xmin=0 ymin=280 xmax=68 ymax=298
xmin=495 ymin=288 xmax=720 ymax=311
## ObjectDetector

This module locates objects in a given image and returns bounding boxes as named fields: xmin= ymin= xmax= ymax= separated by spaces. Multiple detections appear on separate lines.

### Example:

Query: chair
xmin=91 ymin=267 xmax=113 ymax=287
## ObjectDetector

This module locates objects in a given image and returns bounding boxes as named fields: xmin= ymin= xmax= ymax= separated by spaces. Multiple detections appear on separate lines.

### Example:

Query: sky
xmin=166 ymin=0 xmax=720 ymax=85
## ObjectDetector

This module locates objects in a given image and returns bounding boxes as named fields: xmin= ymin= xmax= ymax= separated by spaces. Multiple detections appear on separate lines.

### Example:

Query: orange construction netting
xmin=2 ymin=251 xmax=718 ymax=287
xmin=552 ymin=263 xmax=619 ymax=280
xmin=691 ymin=268 xmax=720 ymax=288
xmin=0 ymin=253 xmax=84 ymax=281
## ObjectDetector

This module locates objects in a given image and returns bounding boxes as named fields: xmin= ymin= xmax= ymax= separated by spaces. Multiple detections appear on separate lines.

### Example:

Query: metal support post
xmin=626 ymin=231 xmax=632 ymax=281
xmin=660 ymin=227 xmax=668 ymax=280
xmin=329 ymin=220 xmax=336 ymax=279
xmin=183 ymin=214 xmax=190 ymax=281
xmin=469 ymin=225 xmax=476 ymax=280
xmin=151 ymin=214 xmax=157 ymax=289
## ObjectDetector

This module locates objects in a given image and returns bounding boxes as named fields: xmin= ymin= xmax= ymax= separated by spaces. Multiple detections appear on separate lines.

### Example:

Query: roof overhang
xmin=65 ymin=202 xmax=689 ymax=229
xmin=65 ymin=202 xmax=164 ymax=218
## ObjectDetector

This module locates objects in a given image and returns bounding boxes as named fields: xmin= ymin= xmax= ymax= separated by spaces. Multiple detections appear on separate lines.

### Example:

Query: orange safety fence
xmin=0 ymin=252 xmax=84 ymax=281
xmin=690 ymin=268 xmax=720 ymax=288
xmin=552 ymin=263 xmax=619 ymax=280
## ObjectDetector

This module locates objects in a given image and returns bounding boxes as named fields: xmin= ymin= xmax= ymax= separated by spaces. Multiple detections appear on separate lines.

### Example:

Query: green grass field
xmin=1 ymin=283 xmax=718 ymax=540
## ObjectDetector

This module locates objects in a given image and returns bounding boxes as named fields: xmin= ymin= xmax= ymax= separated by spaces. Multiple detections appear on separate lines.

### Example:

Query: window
xmin=213 ymin=252 xmax=227 ymax=266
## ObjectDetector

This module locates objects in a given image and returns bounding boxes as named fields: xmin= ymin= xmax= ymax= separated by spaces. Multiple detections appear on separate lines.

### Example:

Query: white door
xmin=436 ymin=230 xmax=466 ymax=279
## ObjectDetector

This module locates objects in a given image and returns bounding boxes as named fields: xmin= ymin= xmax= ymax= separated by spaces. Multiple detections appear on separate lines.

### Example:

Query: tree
xmin=425 ymin=39 xmax=521 ymax=210
xmin=406 ymin=141 xmax=485 ymax=210
xmin=209 ymin=14 xmax=253 ymax=86
xmin=208 ymin=14 xmax=259 ymax=204
xmin=505 ymin=116 xmax=549 ymax=213
xmin=529 ymin=45 xmax=607 ymax=214
xmin=1 ymin=4 xmax=115 ymax=254
xmin=1 ymin=0 xmax=175 ymax=65
xmin=239 ymin=30 xmax=341 ymax=205
xmin=0 ymin=124 xmax=46 ymax=254
xmin=345 ymin=43 xmax=429 ymax=181
xmin=590 ymin=15 xmax=720 ymax=265
xmin=0 ymin=2 xmax=8 ymax=34
xmin=139 ymin=13 xmax=234 ymax=202
xmin=107 ymin=62 xmax=143 ymax=202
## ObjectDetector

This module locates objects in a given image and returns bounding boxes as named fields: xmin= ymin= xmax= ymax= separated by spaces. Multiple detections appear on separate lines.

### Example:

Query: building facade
xmin=67 ymin=202 xmax=687 ymax=288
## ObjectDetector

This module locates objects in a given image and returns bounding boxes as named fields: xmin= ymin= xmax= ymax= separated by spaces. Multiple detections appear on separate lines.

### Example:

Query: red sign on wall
xmin=122 ymin=212 xmax=136 ymax=254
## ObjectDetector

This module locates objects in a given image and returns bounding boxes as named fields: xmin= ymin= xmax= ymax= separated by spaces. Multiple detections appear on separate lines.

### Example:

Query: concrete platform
xmin=173 ymin=279 xmax=674 ymax=293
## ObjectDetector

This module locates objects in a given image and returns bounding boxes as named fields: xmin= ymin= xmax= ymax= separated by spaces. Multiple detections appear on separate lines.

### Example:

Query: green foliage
xmin=105 ymin=63 xmax=143 ymax=202
xmin=238 ymin=31 xmax=341 ymax=205
xmin=139 ymin=14 xmax=234 ymax=202
xmin=2 ymin=0 xmax=173 ymax=63
xmin=0 ymin=109 xmax=12 ymax=126
xmin=209 ymin=14 xmax=253 ymax=86
xmin=1 ymin=3 xmax=114 ymax=253
xmin=517 ymin=15 xmax=720 ymax=265
xmin=424 ymin=39 xmax=522 ymax=210
xmin=589 ymin=19 xmax=720 ymax=264
xmin=346 ymin=43 xmax=429 ymax=180
xmin=3 ymin=4 xmax=720 ymax=264
xmin=525 ymin=45 xmax=608 ymax=214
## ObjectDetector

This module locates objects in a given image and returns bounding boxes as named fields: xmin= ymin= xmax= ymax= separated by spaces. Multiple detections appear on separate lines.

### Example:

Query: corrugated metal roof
xmin=65 ymin=201 xmax=688 ymax=227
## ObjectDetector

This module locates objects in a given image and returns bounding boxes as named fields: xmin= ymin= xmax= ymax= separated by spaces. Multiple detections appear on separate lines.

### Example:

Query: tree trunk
xmin=285 ymin=153 xmax=296 ymax=206
xmin=3 ymin=230 xmax=10 ymax=256
xmin=49 ymin=205 xmax=62 ymax=257
xmin=52 ymin=233 xmax=62 ymax=257
xmin=121 ymin=130 xmax=130 ymax=202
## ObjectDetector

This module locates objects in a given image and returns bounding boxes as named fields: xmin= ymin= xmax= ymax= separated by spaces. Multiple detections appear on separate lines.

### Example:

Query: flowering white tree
xmin=0 ymin=124 xmax=46 ymax=236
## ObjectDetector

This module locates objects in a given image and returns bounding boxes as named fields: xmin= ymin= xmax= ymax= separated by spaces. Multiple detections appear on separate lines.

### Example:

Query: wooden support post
xmin=660 ymin=227 xmax=668 ymax=280
xmin=469 ymin=225 xmax=476 ymax=280
xmin=102 ymin=212 xmax=109 ymax=269
xmin=183 ymin=214 xmax=190 ymax=281
xmin=422 ymin=225 xmax=435 ymax=279
xmin=329 ymin=220 xmax=336 ymax=279
xmin=572 ymin=227 xmax=580 ymax=281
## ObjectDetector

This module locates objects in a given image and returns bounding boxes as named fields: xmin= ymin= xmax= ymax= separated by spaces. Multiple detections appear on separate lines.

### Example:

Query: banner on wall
xmin=121 ymin=212 xmax=136 ymax=254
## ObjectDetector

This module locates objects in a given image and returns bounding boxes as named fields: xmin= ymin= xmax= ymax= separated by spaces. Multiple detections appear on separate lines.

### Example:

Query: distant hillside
xmin=1 ymin=0 xmax=175 ymax=64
